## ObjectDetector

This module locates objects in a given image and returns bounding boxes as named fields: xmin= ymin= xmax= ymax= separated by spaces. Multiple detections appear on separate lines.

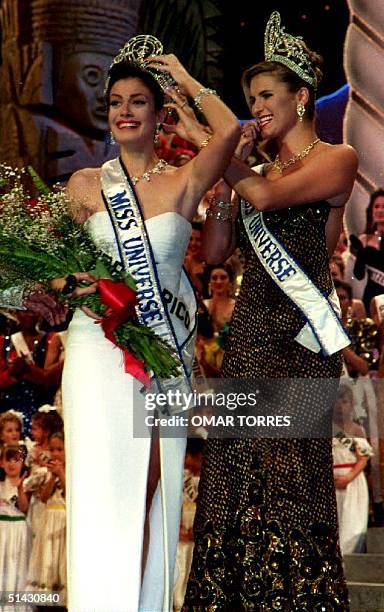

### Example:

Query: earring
xmin=154 ymin=122 xmax=162 ymax=144
xmin=109 ymin=131 xmax=116 ymax=145
xmin=297 ymin=102 xmax=305 ymax=122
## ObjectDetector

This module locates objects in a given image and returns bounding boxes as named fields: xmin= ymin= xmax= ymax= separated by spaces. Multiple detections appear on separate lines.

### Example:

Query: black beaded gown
xmin=183 ymin=201 xmax=350 ymax=611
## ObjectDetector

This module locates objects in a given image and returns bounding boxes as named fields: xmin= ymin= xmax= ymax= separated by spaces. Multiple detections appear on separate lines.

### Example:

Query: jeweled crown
xmin=104 ymin=34 xmax=174 ymax=96
xmin=264 ymin=12 xmax=318 ymax=90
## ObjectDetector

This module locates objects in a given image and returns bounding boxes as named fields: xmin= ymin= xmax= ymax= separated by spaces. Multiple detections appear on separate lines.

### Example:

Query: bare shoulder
xmin=317 ymin=142 xmax=358 ymax=168
xmin=66 ymin=168 xmax=102 ymax=222
xmin=66 ymin=167 xmax=101 ymax=196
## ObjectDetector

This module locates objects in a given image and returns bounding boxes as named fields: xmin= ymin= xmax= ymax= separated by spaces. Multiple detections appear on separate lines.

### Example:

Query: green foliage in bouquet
xmin=0 ymin=164 xmax=180 ymax=380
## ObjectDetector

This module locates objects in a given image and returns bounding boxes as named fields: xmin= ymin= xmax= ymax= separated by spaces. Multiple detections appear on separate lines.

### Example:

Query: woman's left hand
xmin=51 ymin=272 xmax=98 ymax=298
xmin=145 ymin=54 xmax=190 ymax=90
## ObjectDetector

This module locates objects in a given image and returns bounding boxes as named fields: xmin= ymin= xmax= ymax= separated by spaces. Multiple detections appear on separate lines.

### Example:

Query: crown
xmin=264 ymin=11 xmax=317 ymax=90
xmin=104 ymin=34 xmax=175 ymax=95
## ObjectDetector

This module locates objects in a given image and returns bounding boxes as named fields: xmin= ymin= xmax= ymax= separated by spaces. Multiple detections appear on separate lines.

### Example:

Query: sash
xmin=368 ymin=265 xmax=384 ymax=287
xmin=100 ymin=158 xmax=197 ymax=415
xmin=241 ymin=199 xmax=350 ymax=356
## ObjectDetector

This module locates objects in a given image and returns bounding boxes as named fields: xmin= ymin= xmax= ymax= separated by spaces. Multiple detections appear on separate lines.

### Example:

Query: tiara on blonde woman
xmin=264 ymin=11 xmax=318 ymax=89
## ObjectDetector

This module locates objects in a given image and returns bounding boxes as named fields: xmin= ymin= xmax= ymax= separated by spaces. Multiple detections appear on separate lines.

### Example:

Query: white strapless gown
xmin=62 ymin=211 xmax=193 ymax=612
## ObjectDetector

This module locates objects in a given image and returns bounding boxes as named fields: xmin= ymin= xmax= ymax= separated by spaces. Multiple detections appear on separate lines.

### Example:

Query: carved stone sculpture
xmin=0 ymin=0 xmax=142 ymax=182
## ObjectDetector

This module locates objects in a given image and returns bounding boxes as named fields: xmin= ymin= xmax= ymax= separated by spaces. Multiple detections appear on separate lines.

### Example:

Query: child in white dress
xmin=26 ymin=431 xmax=66 ymax=605
xmin=333 ymin=383 xmax=373 ymax=554
xmin=24 ymin=407 xmax=64 ymax=537
xmin=0 ymin=445 xmax=31 ymax=594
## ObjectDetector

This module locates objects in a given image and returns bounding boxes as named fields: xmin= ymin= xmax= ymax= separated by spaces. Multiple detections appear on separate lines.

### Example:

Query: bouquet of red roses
xmin=0 ymin=164 xmax=180 ymax=385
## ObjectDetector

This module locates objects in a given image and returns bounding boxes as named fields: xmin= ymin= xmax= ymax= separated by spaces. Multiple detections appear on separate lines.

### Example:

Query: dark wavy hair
xmin=366 ymin=189 xmax=384 ymax=234
xmin=32 ymin=409 xmax=64 ymax=438
xmin=105 ymin=61 xmax=164 ymax=111
xmin=206 ymin=263 xmax=235 ymax=285
xmin=0 ymin=444 xmax=28 ymax=481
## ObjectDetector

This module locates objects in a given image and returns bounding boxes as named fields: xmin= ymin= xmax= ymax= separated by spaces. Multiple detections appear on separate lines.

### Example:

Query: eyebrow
xmin=110 ymin=92 xmax=149 ymax=99
xmin=248 ymin=89 xmax=273 ymax=103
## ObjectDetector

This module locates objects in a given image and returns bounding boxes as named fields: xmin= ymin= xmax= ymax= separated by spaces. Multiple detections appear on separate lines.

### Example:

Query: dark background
xmin=222 ymin=1 xmax=350 ymax=117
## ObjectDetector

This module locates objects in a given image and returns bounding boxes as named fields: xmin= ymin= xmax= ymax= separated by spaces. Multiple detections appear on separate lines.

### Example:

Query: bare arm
xmin=39 ymin=473 xmax=56 ymax=503
xmin=342 ymin=347 xmax=369 ymax=376
xmin=201 ymin=180 xmax=239 ymax=264
xmin=44 ymin=333 xmax=63 ymax=368
xmin=200 ymin=125 xmax=259 ymax=264
xmin=145 ymin=55 xmax=241 ymax=216
xmin=325 ymin=206 xmax=346 ymax=257
xmin=16 ymin=476 xmax=30 ymax=513
xmin=223 ymin=144 xmax=358 ymax=212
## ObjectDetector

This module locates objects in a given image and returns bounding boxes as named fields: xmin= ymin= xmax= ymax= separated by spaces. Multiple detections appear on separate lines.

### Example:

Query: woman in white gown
xmin=32 ymin=40 xmax=239 ymax=612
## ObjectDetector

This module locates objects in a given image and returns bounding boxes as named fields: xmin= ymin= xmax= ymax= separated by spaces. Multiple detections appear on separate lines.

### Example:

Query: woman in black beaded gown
xmin=183 ymin=12 xmax=358 ymax=611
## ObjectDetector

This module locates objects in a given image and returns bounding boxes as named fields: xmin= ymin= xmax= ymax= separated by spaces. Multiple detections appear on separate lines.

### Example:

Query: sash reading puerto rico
xmin=101 ymin=157 xmax=197 ymax=414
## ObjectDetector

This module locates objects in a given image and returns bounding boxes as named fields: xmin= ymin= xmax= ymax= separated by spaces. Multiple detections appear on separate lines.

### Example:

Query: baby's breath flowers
xmin=0 ymin=164 xmax=180 ymax=382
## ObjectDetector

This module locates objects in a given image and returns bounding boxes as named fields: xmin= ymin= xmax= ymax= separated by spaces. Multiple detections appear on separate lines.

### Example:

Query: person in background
xmin=0 ymin=445 xmax=31 ymax=600
xmin=330 ymin=257 xmax=366 ymax=318
xmin=26 ymin=431 xmax=66 ymax=606
xmin=184 ymin=221 xmax=206 ymax=297
xmin=203 ymin=264 xmax=235 ymax=334
xmin=333 ymin=383 xmax=373 ymax=554
xmin=335 ymin=279 xmax=384 ymax=527
xmin=0 ymin=310 xmax=62 ymax=436
xmin=351 ymin=189 xmax=384 ymax=312
xmin=24 ymin=406 xmax=64 ymax=550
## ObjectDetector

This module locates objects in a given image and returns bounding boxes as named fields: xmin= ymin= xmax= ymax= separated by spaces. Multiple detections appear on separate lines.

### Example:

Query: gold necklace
xmin=130 ymin=159 xmax=168 ymax=185
xmin=272 ymin=138 xmax=320 ymax=173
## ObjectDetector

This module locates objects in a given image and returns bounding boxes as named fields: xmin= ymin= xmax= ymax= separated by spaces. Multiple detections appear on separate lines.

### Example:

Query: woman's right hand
xmin=234 ymin=121 xmax=259 ymax=161
xmin=145 ymin=54 xmax=191 ymax=91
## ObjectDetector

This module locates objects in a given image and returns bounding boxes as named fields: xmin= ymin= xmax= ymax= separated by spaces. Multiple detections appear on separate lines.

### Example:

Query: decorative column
xmin=344 ymin=0 xmax=384 ymax=235
xmin=344 ymin=0 xmax=384 ymax=507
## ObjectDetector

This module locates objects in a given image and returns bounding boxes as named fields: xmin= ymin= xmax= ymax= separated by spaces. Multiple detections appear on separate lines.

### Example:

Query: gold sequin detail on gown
xmin=183 ymin=202 xmax=350 ymax=611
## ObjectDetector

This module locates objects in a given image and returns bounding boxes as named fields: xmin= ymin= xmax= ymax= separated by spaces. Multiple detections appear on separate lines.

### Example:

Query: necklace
xmin=130 ymin=159 xmax=168 ymax=185
xmin=272 ymin=138 xmax=320 ymax=173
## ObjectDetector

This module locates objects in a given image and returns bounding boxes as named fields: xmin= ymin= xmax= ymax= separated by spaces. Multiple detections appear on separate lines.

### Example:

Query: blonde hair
xmin=336 ymin=383 xmax=354 ymax=406
xmin=0 ymin=412 xmax=22 ymax=438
